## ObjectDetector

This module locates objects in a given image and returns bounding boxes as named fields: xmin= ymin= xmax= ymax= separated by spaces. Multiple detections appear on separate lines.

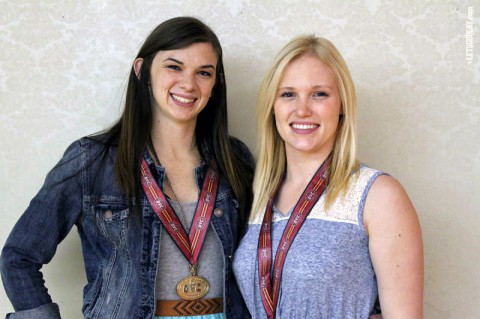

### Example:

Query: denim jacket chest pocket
xmin=94 ymin=202 xmax=130 ymax=247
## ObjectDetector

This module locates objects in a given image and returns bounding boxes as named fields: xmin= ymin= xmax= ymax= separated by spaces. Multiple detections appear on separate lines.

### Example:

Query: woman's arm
xmin=0 ymin=140 xmax=85 ymax=317
xmin=364 ymin=175 xmax=424 ymax=319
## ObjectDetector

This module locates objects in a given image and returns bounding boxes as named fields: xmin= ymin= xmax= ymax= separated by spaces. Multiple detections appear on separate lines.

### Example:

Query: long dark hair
xmin=97 ymin=17 xmax=252 ymax=223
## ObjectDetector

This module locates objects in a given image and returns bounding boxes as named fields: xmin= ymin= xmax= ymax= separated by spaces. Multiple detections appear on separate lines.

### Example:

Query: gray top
xmin=155 ymin=199 xmax=224 ymax=300
xmin=233 ymin=166 xmax=384 ymax=318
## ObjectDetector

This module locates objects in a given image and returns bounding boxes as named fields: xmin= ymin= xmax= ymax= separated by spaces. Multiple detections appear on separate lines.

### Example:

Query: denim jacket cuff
xmin=6 ymin=303 xmax=60 ymax=319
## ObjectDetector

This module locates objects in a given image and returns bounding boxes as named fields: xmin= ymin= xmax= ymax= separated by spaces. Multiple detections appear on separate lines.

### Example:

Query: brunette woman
xmin=1 ymin=17 xmax=253 ymax=319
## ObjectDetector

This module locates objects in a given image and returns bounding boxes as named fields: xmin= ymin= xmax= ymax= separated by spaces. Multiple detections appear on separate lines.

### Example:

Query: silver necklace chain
xmin=163 ymin=174 xmax=191 ymax=232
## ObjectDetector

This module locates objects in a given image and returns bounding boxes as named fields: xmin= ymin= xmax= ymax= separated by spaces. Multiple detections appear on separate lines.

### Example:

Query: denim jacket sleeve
xmin=1 ymin=140 xmax=85 ymax=317
xmin=5 ymin=303 xmax=60 ymax=319
xmin=229 ymin=136 xmax=255 ymax=170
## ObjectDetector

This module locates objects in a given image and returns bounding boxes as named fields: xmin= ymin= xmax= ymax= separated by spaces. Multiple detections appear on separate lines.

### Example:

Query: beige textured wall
xmin=1 ymin=1 xmax=478 ymax=318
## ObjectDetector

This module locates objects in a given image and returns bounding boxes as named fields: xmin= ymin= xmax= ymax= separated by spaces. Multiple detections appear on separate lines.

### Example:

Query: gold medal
xmin=176 ymin=276 xmax=210 ymax=300
xmin=176 ymin=264 xmax=210 ymax=300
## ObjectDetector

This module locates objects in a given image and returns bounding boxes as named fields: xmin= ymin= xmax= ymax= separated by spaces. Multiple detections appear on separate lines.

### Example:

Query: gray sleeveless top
xmin=233 ymin=166 xmax=384 ymax=318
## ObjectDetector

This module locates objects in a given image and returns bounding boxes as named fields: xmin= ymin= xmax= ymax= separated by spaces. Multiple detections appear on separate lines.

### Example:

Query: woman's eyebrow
xmin=163 ymin=57 xmax=216 ymax=70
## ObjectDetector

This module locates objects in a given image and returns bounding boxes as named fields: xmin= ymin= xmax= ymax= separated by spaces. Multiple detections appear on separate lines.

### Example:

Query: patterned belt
xmin=155 ymin=298 xmax=223 ymax=316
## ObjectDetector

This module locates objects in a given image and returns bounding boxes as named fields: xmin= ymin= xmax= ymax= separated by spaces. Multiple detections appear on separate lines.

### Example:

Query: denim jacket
xmin=1 ymin=137 xmax=252 ymax=318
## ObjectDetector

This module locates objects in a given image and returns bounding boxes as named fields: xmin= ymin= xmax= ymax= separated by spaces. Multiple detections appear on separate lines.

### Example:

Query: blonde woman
xmin=233 ymin=36 xmax=423 ymax=318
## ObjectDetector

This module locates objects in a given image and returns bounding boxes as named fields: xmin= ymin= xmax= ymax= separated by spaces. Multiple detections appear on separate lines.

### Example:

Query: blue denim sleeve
xmin=6 ymin=303 xmax=60 ymax=319
xmin=229 ymin=136 xmax=255 ymax=169
xmin=1 ymin=140 xmax=85 ymax=315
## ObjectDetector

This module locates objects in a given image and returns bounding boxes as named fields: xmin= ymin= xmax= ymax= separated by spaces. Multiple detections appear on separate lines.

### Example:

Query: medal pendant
xmin=176 ymin=275 xmax=210 ymax=300
xmin=176 ymin=264 xmax=210 ymax=300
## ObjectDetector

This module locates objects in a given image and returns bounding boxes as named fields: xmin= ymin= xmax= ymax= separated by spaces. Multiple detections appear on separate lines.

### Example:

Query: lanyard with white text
xmin=258 ymin=156 xmax=331 ymax=318
xmin=140 ymin=158 xmax=219 ymax=266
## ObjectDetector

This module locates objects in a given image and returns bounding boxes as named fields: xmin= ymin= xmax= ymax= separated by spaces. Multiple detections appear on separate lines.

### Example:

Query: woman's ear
xmin=133 ymin=58 xmax=144 ymax=79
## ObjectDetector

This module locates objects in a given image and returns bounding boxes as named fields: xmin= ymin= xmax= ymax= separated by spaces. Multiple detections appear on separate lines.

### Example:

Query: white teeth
xmin=172 ymin=94 xmax=194 ymax=103
xmin=292 ymin=123 xmax=317 ymax=130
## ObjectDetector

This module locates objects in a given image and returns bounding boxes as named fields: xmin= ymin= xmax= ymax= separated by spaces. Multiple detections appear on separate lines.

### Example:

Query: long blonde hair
xmin=251 ymin=35 xmax=359 ymax=219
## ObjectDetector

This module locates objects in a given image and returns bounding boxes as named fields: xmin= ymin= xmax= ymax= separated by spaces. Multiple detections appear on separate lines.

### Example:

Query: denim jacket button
xmin=214 ymin=208 xmax=224 ymax=218
xmin=104 ymin=210 xmax=113 ymax=218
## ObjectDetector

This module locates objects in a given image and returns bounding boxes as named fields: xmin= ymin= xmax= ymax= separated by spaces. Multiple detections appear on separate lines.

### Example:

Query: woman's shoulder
xmin=229 ymin=136 xmax=251 ymax=153
xmin=347 ymin=164 xmax=387 ymax=191
xmin=335 ymin=165 xmax=389 ymax=212
xmin=355 ymin=164 xmax=384 ymax=177
xmin=354 ymin=164 xmax=403 ymax=196
xmin=229 ymin=136 xmax=254 ymax=168
xmin=54 ymin=134 xmax=118 ymax=169
xmin=60 ymin=136 xmax=106 ymax=155
xmin=360 ymin=166 xmax=417 ymax=231
xmin=364 ymin=173 xmax=410 ymax=206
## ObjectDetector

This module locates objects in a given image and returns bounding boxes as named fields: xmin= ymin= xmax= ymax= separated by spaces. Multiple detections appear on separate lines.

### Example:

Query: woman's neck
xmin=274 ymin=149 xmax=331 ymax=215
xmin=284 ymin=149 xmax=331 ymax=187
xmin=150 ymin=120 xmax=201 ymax=203
xmin=150 ymin=119 xmax=198 ymax=161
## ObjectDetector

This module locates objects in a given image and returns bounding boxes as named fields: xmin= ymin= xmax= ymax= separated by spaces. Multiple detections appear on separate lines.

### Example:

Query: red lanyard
xmin=140 ymin=158 xmax=219 ymax=265
xmin=258 ymin=157 xmax=331 ymax=319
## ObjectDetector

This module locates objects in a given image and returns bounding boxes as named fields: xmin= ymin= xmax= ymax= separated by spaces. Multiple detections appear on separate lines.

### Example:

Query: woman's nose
xmin=296 ymin=97 xmax=312 ymax=116
xmin=180 ymin=72 xmax=195 ymax=91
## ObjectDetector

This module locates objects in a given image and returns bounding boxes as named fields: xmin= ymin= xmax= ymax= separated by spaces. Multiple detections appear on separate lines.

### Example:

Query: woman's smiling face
xmin=273 ymin=53 xmax=342 ymax=158
xmin=148 ymin=42 xmax=217 ymax=127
